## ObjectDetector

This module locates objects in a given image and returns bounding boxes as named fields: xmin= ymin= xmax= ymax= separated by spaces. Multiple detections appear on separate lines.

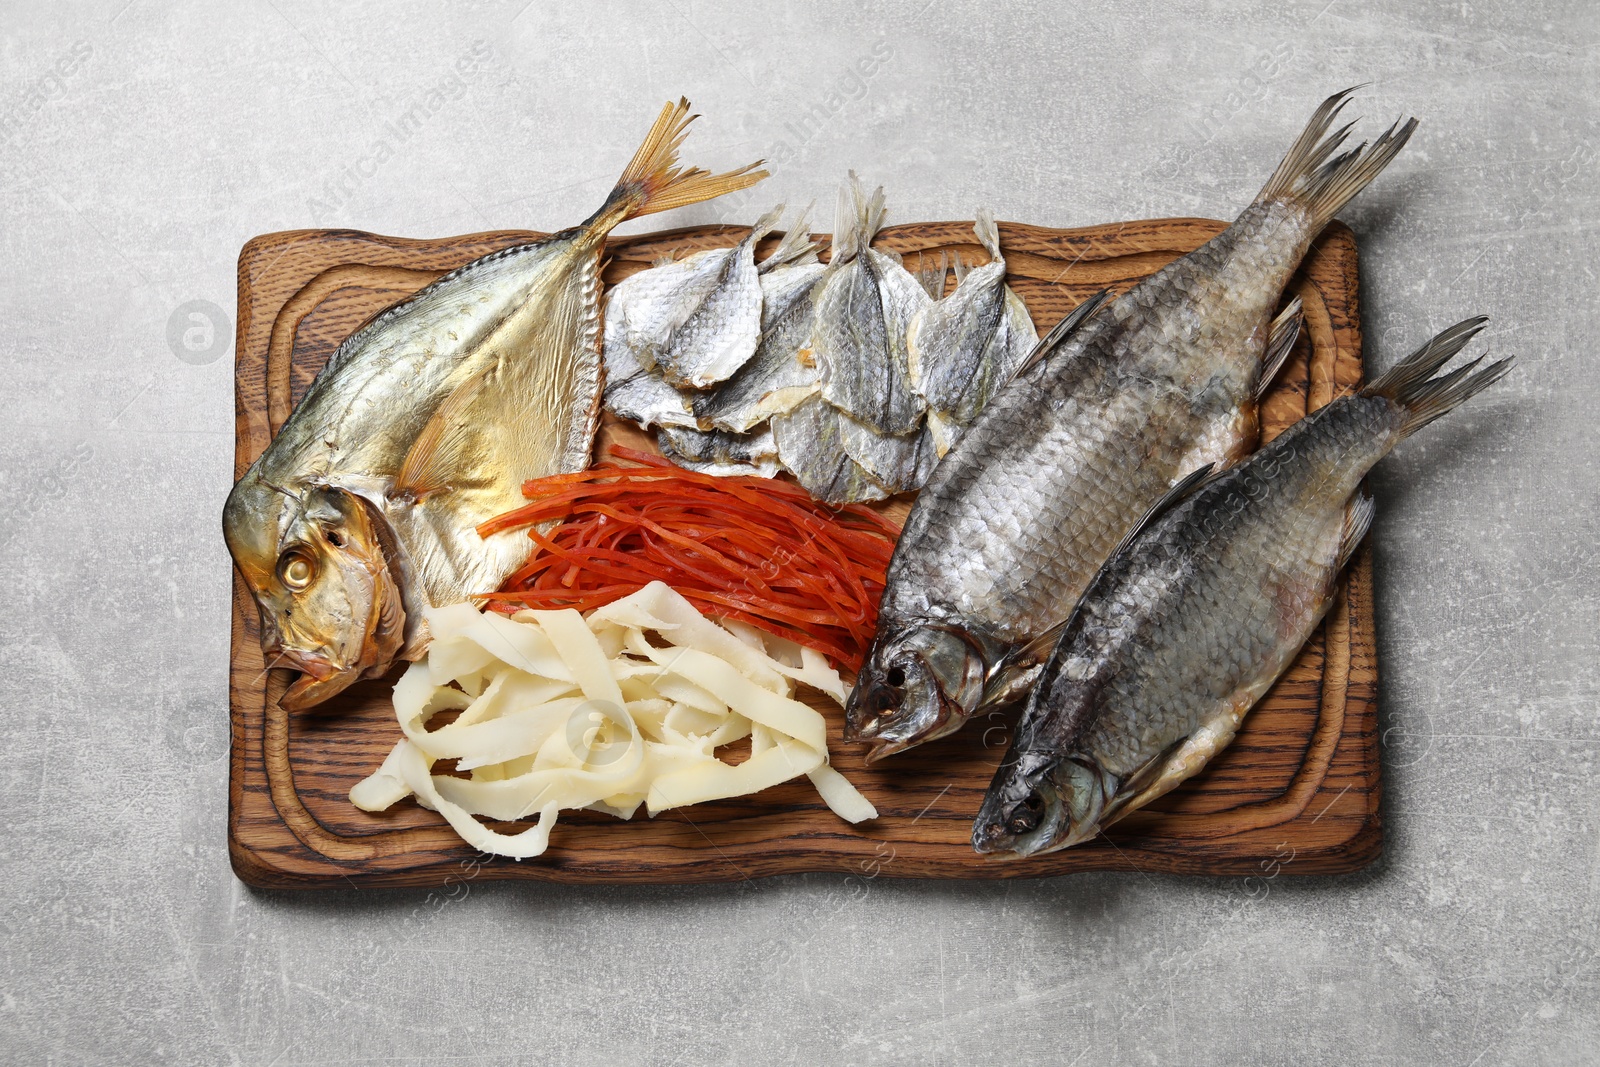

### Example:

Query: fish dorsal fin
xmin=1338 ymin=489 xmax=1375 ymax=568
xmin=831 ymin=172 xmax=885 ymax=263
xmin=1014 ymin=289 xmax=1112 ymax=377
xmin=392 ymin=365 xmax=492 ymax=501
xmin=1107 ymin=462 xmax=1220 ymax=564
xmin=1256 ymin=296 xmax=1305 ymax=400
xmin=950 ymin=250 xmax=969 ymax=285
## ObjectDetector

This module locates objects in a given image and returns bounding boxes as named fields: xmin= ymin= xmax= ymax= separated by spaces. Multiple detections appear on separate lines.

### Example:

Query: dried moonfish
xmin=223 ymin=99 xmax=765 ymax=709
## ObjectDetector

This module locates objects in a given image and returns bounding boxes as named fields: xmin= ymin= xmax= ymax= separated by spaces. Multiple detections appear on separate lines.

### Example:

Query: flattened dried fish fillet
xmin=602 ymin=306 xmax=702 ymax=430
xmin=693 ymin=210 xmax=828 ymax=433
xmin=813 ymin=174 xmax=929 ymax=435
xmin=771 ymin=394 xmax=890 ymax=505
xmin=658 ymin=423 xmax=783 ymax=478
xmin=610 ymin=206 xmax=781 ymax=389
xmin=907 ymin=211 xmax=1038 ymax=455
xmin=835 ymin=412 xmax=938 ymax=494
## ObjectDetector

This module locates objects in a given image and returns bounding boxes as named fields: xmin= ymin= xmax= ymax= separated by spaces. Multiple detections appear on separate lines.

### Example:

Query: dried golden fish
xmin=223 ymin=100 xmax=765 ymax=709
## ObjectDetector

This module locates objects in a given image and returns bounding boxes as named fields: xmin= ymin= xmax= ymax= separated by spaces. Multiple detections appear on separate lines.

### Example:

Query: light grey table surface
xmin=3 ymin=1 xmax=1595 ymax=1064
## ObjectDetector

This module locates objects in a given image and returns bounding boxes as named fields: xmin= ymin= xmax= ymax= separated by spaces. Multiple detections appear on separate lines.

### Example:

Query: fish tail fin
xmin=758 ymin=203 xmax=821 ymax=271
xmin=1362 ymin=316 xmax=1512 ymax=438
xmin=1257 ymin=87 xmax=1418 ymax=230
xmin=833 ymin=172 xmax=886 ymax=262
xmin=915 ymin=251 xmax=949 ymax=300
xmin=591 ymin=98 xmax=768 ymax=232
xmin=748 ymin=202 xmax=785 ymax=244
xmin=973 ymin=208 xmax=1002 ymax=261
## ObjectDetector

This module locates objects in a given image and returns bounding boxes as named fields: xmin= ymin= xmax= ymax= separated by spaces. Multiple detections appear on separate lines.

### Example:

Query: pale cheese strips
xmin=350 ymin=581 xmax=877 ymax=859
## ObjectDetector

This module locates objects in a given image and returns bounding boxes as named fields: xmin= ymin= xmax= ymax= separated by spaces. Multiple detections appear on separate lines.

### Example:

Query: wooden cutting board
xmin=228 ymin=217 xmax=1379 ymax=888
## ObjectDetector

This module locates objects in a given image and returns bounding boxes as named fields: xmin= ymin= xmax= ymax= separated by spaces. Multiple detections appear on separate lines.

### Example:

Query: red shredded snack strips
xmin=477 ymin=447 xmax=900 ymax=671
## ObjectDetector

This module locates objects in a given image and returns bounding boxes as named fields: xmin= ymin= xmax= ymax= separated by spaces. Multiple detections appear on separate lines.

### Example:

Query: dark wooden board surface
xmin=229 ymin=216 xmax=1380 ymax=888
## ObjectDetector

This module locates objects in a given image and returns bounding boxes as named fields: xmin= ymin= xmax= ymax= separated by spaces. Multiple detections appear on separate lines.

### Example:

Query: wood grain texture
xmin=228 ymin=218 xmax=1380 ymax=888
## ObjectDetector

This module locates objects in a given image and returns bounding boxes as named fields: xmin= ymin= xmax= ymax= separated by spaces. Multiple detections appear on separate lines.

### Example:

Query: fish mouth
xmin=850 ymin=685 xmax=964 ymax=763
xmin=972 ymin=755 xmax=1110 ymax=858
xmin=274 ymin=647 xmax=343 ymax=682
xmin=270 ymin=647 xmax=364 ymax=711
xmin=971 ymin=796 xmax=1068 ymax=859
xmin=858 ymin=710 xmax=956 ymax=764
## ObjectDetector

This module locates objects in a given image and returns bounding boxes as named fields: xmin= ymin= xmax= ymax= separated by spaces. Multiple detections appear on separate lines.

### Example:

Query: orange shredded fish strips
xmin=476 ymin=447 xmax=901 ymax=671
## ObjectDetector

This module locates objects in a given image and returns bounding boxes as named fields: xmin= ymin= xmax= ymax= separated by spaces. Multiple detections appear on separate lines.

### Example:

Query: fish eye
xmin=278 ymin=551 xmax=316 ymax=591
xmin=884 ymin=665 xmax=906 ymax=688
xmin=1005 ymin=790 xmax=1045 ymax=835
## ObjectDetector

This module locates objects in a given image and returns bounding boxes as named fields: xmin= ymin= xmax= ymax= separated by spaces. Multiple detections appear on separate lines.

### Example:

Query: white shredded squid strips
xmin=349 ymin=581 xmax=877 ymax=858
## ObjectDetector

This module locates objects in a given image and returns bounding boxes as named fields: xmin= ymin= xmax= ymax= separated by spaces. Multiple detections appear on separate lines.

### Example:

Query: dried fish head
xmin=844 ymin=623 xmax=986 ymax=760
xmin=224 ymin=482 xmax=406 ymax=709
xmin=971 ymin=749 xmax=1105 ymax=857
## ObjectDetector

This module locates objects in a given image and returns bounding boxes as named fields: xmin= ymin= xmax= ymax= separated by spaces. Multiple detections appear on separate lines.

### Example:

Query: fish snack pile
xmin=226 ymin=88 xmax=1519 ymax=869
xmin=350 ymin=582 xmax=876 ymax=860
xmin=604 ymin=175 xmax=1038 ymax=504
xmin=478 ymin=447 xmax=899 ymax=671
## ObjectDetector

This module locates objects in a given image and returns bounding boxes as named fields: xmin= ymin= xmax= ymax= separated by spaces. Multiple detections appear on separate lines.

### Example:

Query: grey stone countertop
xmin=2 ymin=1 xmax=1595 ymax=1063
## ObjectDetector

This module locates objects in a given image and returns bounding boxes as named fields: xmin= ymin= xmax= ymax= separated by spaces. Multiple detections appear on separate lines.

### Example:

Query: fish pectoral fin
xmin=392 ymin=365 xmax=491 ymax=501
xmin=1012 ymin=288 xmax=1111 ymax=378
xmin=978 ymin=622 xmax=1070 ymax=710
xmin=914 ymin=251 xmax=949 ymax=301
xmin=1256 ymin=296 xmax=1305 ymax=400
xmin=757 ymin=203 xmax=821 ymax=273
xmin=1338 ymin=489 xmax=1376 ymax=568
xmin=1096 ymin=737 xmax=1191 ymax=829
